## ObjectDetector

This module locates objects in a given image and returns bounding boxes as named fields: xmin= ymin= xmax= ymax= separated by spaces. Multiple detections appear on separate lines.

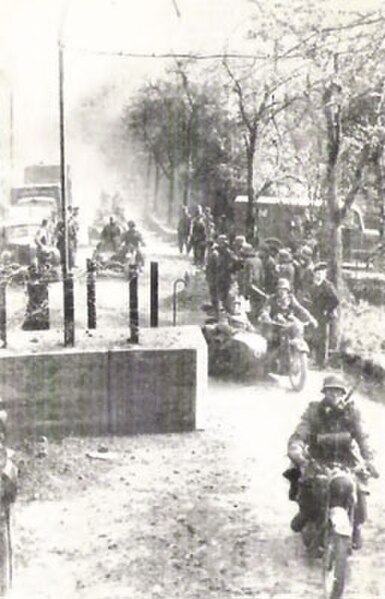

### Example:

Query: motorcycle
xmin=92 ymin=242 xmax=145 ymax=278
xmin=299 ymin=437 xmax=370 ymax=598
xmin=267 ymin=318 xmax=310 ymax=391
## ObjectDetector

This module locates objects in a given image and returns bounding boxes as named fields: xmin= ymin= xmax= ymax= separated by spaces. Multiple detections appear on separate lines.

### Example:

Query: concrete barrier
xmin=0 ymin=326 xmax=207 ymax=442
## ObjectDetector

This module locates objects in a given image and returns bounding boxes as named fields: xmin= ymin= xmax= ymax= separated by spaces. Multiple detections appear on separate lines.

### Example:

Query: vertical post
xmin=63 ymin=274 xmax=75 ymax=346
xmin=150 ymin=261 xmax=158 ymax=327
xmin=59 ymin=40 xmax=74 ymax=347
xmin=86 ymin=259 xmax=96 ymax=329
xmin=129 ymin=265 xmax=139 ymax=343
xmin=0 ymin=283 xmax=7 ymax=348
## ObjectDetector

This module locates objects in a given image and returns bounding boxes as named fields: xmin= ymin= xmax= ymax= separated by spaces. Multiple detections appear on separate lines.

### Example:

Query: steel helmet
xmin=276 ymin=277 xmax=291 ymax=291
xmin=321 ymin=374 xmax=347 ymax=394
xmin=278 ymin=248 xmax=291 ymax=263
xmin=300 ymin=245 xmax=313 ymax=259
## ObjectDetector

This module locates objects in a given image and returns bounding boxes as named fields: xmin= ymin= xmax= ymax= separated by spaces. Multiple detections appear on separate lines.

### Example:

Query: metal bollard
xmin=86 ymin=259 xmax=97 ymax=329
xmin=150 ymin=261 xmax=159 ymax=327
xmin=0 ymin=282 xmax=6 ymax=348
xmin=63 ymin=273 xmax=75 ymax=347
xmin=129 ymin=264 xmax=139 ymax=343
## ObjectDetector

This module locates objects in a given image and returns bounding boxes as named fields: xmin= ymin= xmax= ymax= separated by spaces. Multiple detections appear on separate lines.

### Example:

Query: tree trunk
xmin=326 ymin=160 xmax=342 ymax=351
xmin=168 ymin=166 xmax=175 ymax=225
xmin=145 ymin=154 xmax=152 ymax=210
xmin=153 ymin=164 xmax=160 ymax=213
xmin=246 ymin=138 xmax=256 ymax=243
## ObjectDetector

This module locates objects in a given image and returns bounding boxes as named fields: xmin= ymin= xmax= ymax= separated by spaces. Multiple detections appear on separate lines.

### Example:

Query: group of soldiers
xmin=35 ymin=206 xmax=80 ymax=270
xmin=177 ymin=205 xmax=217 ymax=265
xmin=96 ymin=217 xmax=145 ymax=270
xmin=197 ymin=227 xmax=340 ymax=368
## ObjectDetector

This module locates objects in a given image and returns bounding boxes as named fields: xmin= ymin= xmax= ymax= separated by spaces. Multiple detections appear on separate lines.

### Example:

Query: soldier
xmin=287 ymin=374 xmax=379 ymax=550
xmin=121 ymin=220 xmax=145 ymax=250
xmin=309 ymin=263 xmax=340 ymax=368
xmin=259 ymin=277 xmax=317 ymax=373
xmin=232 ymin=235 xmax=247 ymax=258
xmin=259 ymin=244 xmax=278 ymax=294
xmin=216 ymin=235 xmax=236 ymax=312
xmin=276 ymin=248 xmax=295 ymax=290
xmin=294 ymin=245 xmax=315 ymax=305
xmin=101 ymin=216 xmax=121 ymax=252
xmin=203 ymin=207 xmax=216 ymax=244
xmin=239 ymin=243 xmax=266 ymax=324
xmin=34 ymin=219 xmax=50 ymax=268
xmin=189 ymin=207 xmax=207 ymax=267
xmin=205 ymin=241 xmax=220 ymax=318
xmin=177 ymin=207 xmax=192 ymax=254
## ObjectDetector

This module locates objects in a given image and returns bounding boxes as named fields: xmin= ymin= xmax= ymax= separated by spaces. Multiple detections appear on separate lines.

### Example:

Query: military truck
xmin=0 ymin=163 xmax=70 ymax=268
xmin=233 ymin=195 xmax=380 ymax=265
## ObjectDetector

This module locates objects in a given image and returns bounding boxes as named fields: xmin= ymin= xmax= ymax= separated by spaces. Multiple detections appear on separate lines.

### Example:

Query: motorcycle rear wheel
xmin=323 ymin=533 xmax=349 ymax=599
xmin=288 ymin=348 xmax=307 ymax=391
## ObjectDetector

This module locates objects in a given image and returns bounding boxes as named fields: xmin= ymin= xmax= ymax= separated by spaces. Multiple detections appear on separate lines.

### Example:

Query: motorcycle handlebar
xmin=305 ymin=458 xmax=371 ymax=480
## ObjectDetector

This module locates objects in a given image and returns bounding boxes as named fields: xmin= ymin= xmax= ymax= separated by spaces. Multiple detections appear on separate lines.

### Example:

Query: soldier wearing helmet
xmin=259 ymin=277 xmax=317 ymax=372
xmin=121 ymin=220 xmax=145 ymax=251
xmin=276 ymin=248 xmax=295 ymax=290
xmin=286 ymin=374 xmax=379 ymax=549
xmin=294 ymin=245 xmax=315 ymax=304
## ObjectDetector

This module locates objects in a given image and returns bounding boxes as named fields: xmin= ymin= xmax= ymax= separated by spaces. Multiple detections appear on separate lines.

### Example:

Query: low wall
xmin=0 ymin=326 xmax=207 ymax=442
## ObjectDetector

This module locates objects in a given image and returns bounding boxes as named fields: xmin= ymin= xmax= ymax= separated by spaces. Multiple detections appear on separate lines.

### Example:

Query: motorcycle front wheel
xmin=323 ymin=533 xmax=349 ymax=599
xmin=288 ymin=348 xmax=307 ymax=391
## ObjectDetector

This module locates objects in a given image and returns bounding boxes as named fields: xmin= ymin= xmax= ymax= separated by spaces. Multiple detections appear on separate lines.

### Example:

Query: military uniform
xmin=189 ymin=216 xmax=207 ymax=266
xmin=287 ymin=381 xmax=376 ymax=542
xmin=309 ymin=277 xmax=339 ymax=367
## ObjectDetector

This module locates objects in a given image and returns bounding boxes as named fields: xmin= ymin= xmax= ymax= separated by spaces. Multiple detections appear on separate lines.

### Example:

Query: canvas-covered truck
xmin=0 ymin=184 xmax=60 ymax=269
xmin=0 ymin=162 xmax=73 ymax=270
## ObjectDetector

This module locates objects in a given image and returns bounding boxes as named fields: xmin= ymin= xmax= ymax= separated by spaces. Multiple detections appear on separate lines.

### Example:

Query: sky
xmin=0 ymin=0 xmax=254 ymax=183
xmin=0 ymin=0 xmax=383 ymax=212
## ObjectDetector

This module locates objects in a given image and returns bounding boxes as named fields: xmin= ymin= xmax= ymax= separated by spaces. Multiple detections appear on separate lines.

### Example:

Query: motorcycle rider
xmin=259 ymin=277 xmax=317 ymax=373
xmin=286 ymin=374 xmax=379 ymax=550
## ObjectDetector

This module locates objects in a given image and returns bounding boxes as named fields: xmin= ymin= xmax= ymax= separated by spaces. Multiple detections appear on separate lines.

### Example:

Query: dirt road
xmin=7 ymin=372 xmax=385 ymax=599
xmin=3 ymin=224 xmax=385 ymax=598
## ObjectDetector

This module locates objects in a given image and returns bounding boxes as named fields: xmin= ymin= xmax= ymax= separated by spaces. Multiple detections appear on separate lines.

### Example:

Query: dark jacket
xmin=310 ymin=279 xmax=339 ymax=321
xmin=288 ymin=400 xmax=373 ymax=467
xmin=241 ymin=255 xmax=265 ymax=298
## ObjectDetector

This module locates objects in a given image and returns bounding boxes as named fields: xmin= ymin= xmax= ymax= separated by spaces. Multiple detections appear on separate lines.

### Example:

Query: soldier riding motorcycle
xmin=259 ymin=277 xmax=317 ymax=389
xmin=284 ymin=375 xmax=379 ymax=596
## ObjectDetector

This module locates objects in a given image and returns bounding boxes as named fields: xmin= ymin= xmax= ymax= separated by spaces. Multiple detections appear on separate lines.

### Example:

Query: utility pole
xmin=58 ymin=39 xmax=75 ymax=346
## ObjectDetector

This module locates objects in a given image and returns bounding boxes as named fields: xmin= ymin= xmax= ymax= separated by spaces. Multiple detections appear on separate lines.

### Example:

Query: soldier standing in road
xmin=239 ymin=243 xmax=266 ymax=324
xmin=177 ymin=207 xmax=192 ymax=254
xmin=203 ymin=207 xmax=216 ymax=245
xmin=34 ymin=219 xmax=50 ymax=268
xmin=294 ymin=245 xmax=315 ymax=305
xmin=259 ymin=244 xmax=278 ymax=295
xmin=276 ymin=248 xmax=296 ymax=290
xmin=101 ymin=216 xmax=121 ymax=252
xmin=189 ymin=207 xmax=207 ymax=267
xmin=216 ymin=234 xmax=236 ymax=313
xmin=309 ymin=263 xmax=340 ymax=368
xmin=205 ymin=241 xmax=220 ymax=318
